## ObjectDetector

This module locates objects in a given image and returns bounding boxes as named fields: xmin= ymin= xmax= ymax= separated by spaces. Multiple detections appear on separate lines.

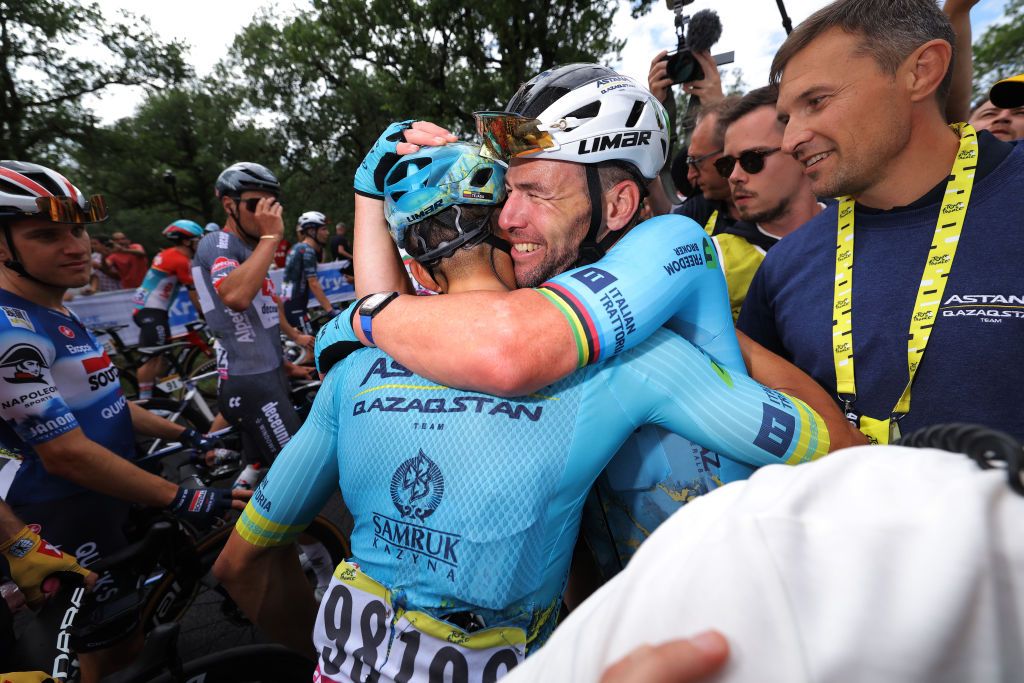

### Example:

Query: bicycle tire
xmin=142 ymin=643 xmax=314 ymax=683
xmin=181 ymin=346 xmax=219 ymax=404
xmin=140 ymin=516 xmax=349 ymax=657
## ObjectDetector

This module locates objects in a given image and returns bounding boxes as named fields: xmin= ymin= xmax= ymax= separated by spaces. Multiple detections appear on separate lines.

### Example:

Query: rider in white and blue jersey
xmin=214 ymin=142 xmax=831 ymax=682
xmin=0 ymin=161 xmax=244 ymax=677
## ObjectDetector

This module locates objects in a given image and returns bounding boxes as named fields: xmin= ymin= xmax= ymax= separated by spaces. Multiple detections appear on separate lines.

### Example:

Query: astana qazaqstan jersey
xmin=237 ymin=258 xmax=829 ymax=683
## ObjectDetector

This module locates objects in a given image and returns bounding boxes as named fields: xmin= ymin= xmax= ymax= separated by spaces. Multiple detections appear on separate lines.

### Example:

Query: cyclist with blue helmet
xmin=213 ymin=142 xmax=831 ymax=680
xmin=131 ymin=219 xmax=204 ymax=400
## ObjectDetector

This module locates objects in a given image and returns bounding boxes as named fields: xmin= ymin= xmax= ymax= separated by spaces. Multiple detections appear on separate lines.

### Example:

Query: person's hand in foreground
xmin=600 ymin=631 xmax=729 ymax=683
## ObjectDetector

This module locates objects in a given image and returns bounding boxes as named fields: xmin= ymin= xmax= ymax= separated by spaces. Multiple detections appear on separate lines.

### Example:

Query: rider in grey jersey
xmin=191 ymin=163 xmax=301 ymax=462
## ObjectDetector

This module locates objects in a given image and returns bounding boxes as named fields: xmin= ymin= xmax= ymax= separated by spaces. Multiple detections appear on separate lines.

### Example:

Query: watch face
xmin=360 ymin=292 xmax=394 ymax=315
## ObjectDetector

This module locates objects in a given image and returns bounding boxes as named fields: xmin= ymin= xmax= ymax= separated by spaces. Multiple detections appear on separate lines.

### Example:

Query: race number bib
xmin=314 ymin=563 xmax=524 ymax=683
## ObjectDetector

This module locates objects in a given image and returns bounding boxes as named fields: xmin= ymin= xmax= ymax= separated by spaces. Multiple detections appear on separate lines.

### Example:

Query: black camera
xmin=665 ymin=49 xmax=703 ymax=85
xmin=661 ymin=1 xmax=731 ymax=85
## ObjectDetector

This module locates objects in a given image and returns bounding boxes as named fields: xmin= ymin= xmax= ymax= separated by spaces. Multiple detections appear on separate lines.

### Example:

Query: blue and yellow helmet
xmin=383 ymin=143 xmax=506 ymax=251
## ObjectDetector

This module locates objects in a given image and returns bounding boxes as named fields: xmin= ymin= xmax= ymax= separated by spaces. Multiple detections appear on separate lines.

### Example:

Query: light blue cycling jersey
xmin=238 ymin=327 xmax=828 ymax=657
xmin=529 ymin=213 xmax=758 ymax=576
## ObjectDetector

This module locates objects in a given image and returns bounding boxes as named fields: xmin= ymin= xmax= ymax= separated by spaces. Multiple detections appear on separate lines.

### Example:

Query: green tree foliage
xmin=222 ymin=0 xmax=629 ymax=226
xmin=0 ymin=0 xmax=189 ymax=160
xmin=74 ymin=82 xmax=286 ymax=252
xmin=973 ymin=0 xmax=1024 ymax=97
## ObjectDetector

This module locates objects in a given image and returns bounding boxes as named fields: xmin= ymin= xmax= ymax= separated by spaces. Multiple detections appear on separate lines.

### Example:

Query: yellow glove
xmin=1 ymin=526 xmax=89 ymax=608
xmin=1 ymin=673 xmax=57 ymax=683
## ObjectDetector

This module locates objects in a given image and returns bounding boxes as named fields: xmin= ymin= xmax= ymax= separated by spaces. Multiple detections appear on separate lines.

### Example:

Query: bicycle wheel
xmin=181 ymin=345 xmax=219 ymax=404
xmin=141 ymin=515 xmax=349 ymax=659
xmin=145 ymin=643 xmax=314 ymax=683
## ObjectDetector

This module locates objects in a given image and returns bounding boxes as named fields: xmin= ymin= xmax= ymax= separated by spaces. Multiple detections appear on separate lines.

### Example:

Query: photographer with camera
xmin=646 ymin=6 xmax=735 ymax=229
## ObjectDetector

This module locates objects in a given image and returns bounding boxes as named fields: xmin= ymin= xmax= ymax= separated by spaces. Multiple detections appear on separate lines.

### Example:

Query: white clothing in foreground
xmin=505 ymin=446 xmax=1024 ymax=683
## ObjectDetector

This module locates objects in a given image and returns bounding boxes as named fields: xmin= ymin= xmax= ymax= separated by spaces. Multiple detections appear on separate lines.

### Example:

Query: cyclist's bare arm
xmin=307 ymin=275 xmax=334 ymax=312
xmin=353 ymin=193 xmax=415 ymax=297
xmin=33 ymin=429 xmax=179 ymax=507
xmin=217 ymin=199 xmax=283 ymax=312
xmin=737 ymin=331 xmax=867 ymax=450
xmin=128 ymin=401 xmax=194 ymax=441
xmin=354 ymin=289 xmax=577 ymax=396
xmin=0 ymin=499 xmax=24 ymax=538
xmin=213 ymin=529 xmax=318 ymax=658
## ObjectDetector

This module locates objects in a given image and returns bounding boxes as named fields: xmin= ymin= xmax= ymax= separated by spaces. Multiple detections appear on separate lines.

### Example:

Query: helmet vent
xmin=625 ymin=100 xmax=645 ymax=128
xmin=469 ymin=168 xmax=493 ymax=187
xmin=567 ymin=102 xmax=601 ymax=121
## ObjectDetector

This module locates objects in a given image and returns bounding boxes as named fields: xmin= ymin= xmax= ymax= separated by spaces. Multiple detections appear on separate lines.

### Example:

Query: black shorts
xmin=283 ymin=299 xmax=312 ymax=335
xmin=219 ymin=366 xmax=302 ymax=464
xmin=133 ymin=308 xmax=170 ymax=347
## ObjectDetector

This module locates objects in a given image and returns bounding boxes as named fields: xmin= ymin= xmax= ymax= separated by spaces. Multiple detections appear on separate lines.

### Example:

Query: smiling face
xmin=968 ymin=99 xmax=1024 ymax=142
xmin=777 ymin=27 xmax=913 ymax=199
xmin=1 ymin=218 xmax=93 ymax=288
xmin=497 ymin=158 xmax=591 ymax=288
xmin=724 ymin=106 xmax=808 ymax=224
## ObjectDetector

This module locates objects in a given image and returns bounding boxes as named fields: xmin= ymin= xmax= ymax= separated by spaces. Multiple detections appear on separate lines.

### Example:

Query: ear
xmin=903 ymin=39 xmax=952 ymax=105
xmin=604 ymin=180 xmax=642 ymax=233
xmin=220 ymin=194 xmax=236 ymax=215
xmin=408 ymin=260 xmax=442 ymax=293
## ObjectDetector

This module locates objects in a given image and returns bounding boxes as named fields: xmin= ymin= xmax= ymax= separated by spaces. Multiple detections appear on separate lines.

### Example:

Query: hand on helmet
xmin=355 ymin=121 xmax=457 ymax=198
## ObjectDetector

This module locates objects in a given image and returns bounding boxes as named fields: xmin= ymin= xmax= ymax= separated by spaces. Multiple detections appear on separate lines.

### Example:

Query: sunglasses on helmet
xmin=714 ymin=148 xmax=782 ymax=179
xmin=20 ymin=195 xmax=109 ymax=224
xmin=474 ymin=111 xmax=564 ymax=162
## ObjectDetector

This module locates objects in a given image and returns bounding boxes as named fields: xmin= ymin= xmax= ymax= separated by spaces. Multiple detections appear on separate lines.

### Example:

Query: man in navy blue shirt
xmin=737 ymin=0 xmax=1024 ymax=441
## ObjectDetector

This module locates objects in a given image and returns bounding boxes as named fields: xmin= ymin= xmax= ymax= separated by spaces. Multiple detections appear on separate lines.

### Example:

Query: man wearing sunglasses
xmin=709 ymin=85 xmax=825 ymax=319
xmin=0 ymin=161 xmax=246 ymax=680
xmin=191 ymin=162 xmax=304 ymax=464
xmin=648 ymin=99 xmax=741 ymax=237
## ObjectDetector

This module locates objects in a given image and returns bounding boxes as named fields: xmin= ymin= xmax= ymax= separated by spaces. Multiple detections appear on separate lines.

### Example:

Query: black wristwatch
xmin=358 ymin=291 xmax=400 ymax=345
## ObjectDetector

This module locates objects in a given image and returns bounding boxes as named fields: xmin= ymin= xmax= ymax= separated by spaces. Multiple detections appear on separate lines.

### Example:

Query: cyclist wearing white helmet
xmin=131 ymin=219 xmax=204 ymax=401
xmin=280 ymin=210 xmax=335 ymax=334
xmin=0 ymin=161 xmax=245 ymax=679
xmin=213 ymin=143 xmax=831 ymax=680
xmin=346 ymin=66 xmax=863 ymax=587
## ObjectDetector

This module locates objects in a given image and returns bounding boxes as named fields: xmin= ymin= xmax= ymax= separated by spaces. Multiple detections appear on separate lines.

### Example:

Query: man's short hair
xmin=404 ymin=205 xmax=493 ymax=263
xmin=717 ymin=85 xmax=780 ymax=140
xmin=770 ymin=0 xmax=956 ymax=106
xmin=695 ymin=95 xmax=742 ymax=148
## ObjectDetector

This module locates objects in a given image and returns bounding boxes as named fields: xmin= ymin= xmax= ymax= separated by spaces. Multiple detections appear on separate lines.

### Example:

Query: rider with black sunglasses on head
xmin=703 ymin=85 xmax=826 ymax=320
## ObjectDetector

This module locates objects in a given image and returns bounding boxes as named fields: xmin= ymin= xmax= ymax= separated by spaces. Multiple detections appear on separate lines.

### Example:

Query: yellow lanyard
xmin=832 ymin=123 xmax=978 ymax=444
xmin=703 ymin=209 xmax=718 ymax=235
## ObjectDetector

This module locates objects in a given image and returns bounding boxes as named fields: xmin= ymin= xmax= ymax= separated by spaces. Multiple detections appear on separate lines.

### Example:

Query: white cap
xmin=507 ymin=446 xmax=1024 ymax=682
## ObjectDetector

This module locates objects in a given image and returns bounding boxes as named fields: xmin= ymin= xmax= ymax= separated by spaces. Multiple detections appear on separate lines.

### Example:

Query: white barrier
xmin=67 ymin=261 xmax=356 ymax=345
